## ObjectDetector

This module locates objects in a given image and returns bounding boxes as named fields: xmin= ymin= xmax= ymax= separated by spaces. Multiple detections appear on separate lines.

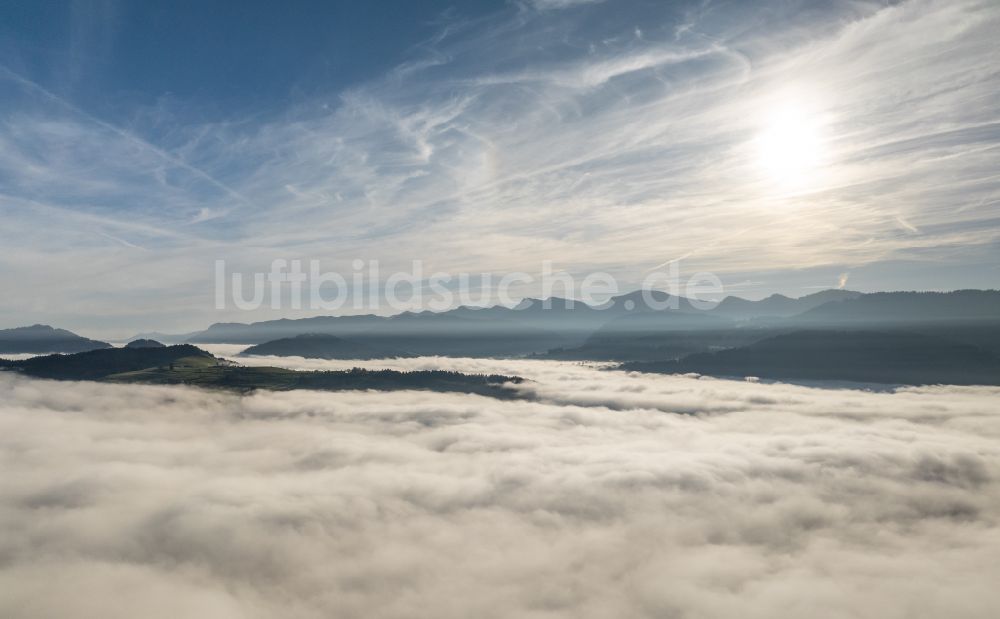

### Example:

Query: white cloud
xmin=2 ymin=0 xmax=999 ymax=336
xmin=2 ymin=361 xmax=999 ymax=618
xmin=528 ymin=0 xmax=607 ymax=11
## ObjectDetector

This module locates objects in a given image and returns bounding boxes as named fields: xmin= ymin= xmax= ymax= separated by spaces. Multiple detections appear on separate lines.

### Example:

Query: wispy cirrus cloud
xmin=1 ymin=0 xmax=998 ymax=336
xmin=527 ymin=0 xmax=608 ymax=11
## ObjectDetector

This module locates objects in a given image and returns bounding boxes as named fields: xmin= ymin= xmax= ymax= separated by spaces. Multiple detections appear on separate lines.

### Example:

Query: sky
xmin=1 ymin=0 xmax=999 ymax=337
xmin=3 ymin=356 xmax=1000 ymax=617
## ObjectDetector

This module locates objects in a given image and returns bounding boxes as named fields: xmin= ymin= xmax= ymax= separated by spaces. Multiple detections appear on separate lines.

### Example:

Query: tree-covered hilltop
xmin=0 ymin=344 xmax=524 ymax=399
xmin=124 ymin=339 xmax=166 ymax=349
xmin=242 ymin=333 xmax=413 ymax=359
xmin=622 ymin=330 xmax=1000 ymax=386
xmin=110 ymin=364 xmax=524 ymax=399
xmin=0 ymin=324 xmax=111 ymax=354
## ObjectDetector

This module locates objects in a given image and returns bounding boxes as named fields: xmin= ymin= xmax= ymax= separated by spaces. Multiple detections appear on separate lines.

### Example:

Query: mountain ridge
xmin=242 ymin=333 xmax=413 ymax=360
xmin=0 ymin=324 xmax=112 ymax=354
xmin=622 ymin=330 xmax=1000 ymax=386
xmin=183 ymin=288 xmax=868 ymax=353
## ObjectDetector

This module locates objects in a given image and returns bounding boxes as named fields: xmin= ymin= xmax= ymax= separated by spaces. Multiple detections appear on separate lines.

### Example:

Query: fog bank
xmin=2 ymin=360 xmax=999 ymax=618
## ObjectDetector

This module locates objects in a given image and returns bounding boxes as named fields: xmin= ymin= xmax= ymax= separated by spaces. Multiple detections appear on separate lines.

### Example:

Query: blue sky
xmin=0 ymin=1 xmax=504 ymax=111
xmin=1 ymin=0 xmax=998 ymax=336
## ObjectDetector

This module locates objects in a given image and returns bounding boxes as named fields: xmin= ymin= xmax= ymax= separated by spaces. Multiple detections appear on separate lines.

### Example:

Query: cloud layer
xmin=2 ymin=360 xmax=1000 ymax=618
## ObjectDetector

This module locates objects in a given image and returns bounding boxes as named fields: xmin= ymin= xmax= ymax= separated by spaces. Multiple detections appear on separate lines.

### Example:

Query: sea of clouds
xmin=2 ymin=353 xmax=999 ymax=618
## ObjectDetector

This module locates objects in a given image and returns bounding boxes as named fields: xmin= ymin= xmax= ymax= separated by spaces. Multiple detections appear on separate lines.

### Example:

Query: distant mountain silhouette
xmin=540 ymin=327 xmax=773 ymax=362
xmin=710 ymin=289 xmax=862 ymax=319
xmin=0 ymin=325 xmax=111 ymax=354
xmin=537 ymin=309 xmax=739 ymax=361
xmin=187 ymin=291 xmax=723 ymax=355
xmin=623 ymin=330 xmax=1000 ymax=386
xmin=795 ymin=290 xmax=1000 ymax=324
xmin=538 ymin=290 xmax=1000 ymax=361
xmin=242 ymin=333 xmax=413 ymax=359
xmin=125 ymin=339 xmax=166 ymax=349
xmin=592 ymin=308 xmax=733 ymax=334
xmin=594 ymin=290 xmax=711 ymax=314
xmin=40 ymin=289 xmax=988 ymax=369
xmin=188 ymin=308 xmax=581 ymax=355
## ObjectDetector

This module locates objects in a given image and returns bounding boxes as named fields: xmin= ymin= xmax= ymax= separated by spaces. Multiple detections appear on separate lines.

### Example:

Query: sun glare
xmin=754 ymin=101 xmax=828 ymax=190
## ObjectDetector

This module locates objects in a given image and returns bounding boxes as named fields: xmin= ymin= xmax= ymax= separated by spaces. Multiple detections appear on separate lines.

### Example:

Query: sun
xmin=754 ymin=101 xmax=827 ymax=190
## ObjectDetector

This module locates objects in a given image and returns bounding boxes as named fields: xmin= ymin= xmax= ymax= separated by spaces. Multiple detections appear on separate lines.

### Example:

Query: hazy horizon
xmin=6 ymin=284 xmax=997 ymax=342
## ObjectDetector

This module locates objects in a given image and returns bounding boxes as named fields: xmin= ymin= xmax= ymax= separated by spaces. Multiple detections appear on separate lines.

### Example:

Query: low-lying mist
xmin=2 ymin=357 xmax=999 ymax=618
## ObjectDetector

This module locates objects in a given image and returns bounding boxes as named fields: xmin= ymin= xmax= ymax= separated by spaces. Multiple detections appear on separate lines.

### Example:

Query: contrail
xmin=0 ymin=64 xmax=253 ymax=208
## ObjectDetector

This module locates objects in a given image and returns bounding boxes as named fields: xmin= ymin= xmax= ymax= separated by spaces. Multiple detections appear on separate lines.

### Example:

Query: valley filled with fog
xmin=2 ymin=353 xmax=999 ymax=618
